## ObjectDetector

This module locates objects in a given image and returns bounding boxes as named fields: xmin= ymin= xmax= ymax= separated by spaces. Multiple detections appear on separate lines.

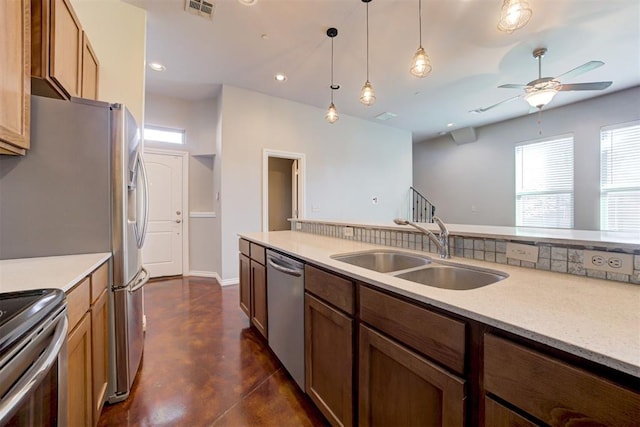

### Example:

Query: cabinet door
xmin=239 ymin=253 xmax=250 ymax=316
xmin=81 ymin=31 xmax=99 ymax=100
xmin=485 ymin=397 xmax=539 ymax=427
xmin=359 ymin=325 xmax=465 ymax=427
xmin=305 ymin=294 xmax=353 ymax=427
xmin=50 ymin=0 xmax=82 ymax=97
xmin=0 ymin=0 xmax=30 ymax=154
xmin=91 ymin=288 xmax=109 ymax=424
xmin=67 ymin=312 xmax=93 ymax=427
xmin=250 ymin=260 xmax=267 ymax=338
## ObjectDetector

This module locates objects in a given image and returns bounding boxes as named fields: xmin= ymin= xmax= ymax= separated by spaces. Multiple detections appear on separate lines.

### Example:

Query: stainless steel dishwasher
xmin=266 ymin=249 xmax=305 ymax=390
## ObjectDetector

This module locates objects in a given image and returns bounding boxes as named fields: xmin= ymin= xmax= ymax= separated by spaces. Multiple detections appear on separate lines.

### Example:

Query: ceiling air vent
xmin=185 ymin=0 xmax=215 ymax=20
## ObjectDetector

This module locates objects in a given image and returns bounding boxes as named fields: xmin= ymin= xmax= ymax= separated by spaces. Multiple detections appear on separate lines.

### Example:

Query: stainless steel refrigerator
xmin=0 ymin=95 xmax=150 ymax=403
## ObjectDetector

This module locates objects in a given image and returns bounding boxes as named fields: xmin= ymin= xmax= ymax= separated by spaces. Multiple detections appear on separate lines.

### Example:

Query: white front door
xmin=142 ymin=153 xmax=183 ymax=277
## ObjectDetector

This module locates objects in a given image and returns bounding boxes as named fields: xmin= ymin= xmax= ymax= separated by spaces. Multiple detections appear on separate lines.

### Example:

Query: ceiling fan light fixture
xmin=497 ymin=0 xmax=532 ymax=33
xmin=524 ymin=88 xmax=558 ymax=109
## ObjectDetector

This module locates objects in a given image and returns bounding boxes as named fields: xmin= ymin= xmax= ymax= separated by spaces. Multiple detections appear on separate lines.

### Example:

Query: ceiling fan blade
xmin=498 ymin=84 xmax=528 ymax=89
xmin=470 ymin=95 xmax=522 ymax=113
xmin=560 ymin=81 xmax=613 ymax=91
xmin=555 ymin=61 xmax=604 ymax=80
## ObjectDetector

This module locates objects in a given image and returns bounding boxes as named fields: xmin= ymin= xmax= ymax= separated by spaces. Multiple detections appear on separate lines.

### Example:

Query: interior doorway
xmin=262 ymin=149 xmax=305 ymax=232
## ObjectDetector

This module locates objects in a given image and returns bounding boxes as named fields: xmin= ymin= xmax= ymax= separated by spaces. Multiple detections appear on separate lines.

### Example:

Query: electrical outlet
xmin=584 ymin=250 xmax=633 ymax=275
xmin=506 ymin=242 xmax=539 ymax=263
xmin=343 ymin=227 xmax=354 ymax=237
xmin=372 ymin=196 xmax=379 ymax=205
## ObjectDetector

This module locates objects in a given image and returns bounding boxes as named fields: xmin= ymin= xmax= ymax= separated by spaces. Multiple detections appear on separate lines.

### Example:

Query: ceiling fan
xmin=471 ymin=48 xmax=613 ymax=113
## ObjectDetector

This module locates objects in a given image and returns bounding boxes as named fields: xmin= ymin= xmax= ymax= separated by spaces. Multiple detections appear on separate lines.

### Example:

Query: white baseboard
xmin=188 ymin=271 xmax=239 ymax=287
xmin=188 ymin=270 xmax=217 ymax=278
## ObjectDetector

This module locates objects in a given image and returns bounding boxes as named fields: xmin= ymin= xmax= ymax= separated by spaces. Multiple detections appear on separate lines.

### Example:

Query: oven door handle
xmin=0 ymin=315 xmax=68 ymax=425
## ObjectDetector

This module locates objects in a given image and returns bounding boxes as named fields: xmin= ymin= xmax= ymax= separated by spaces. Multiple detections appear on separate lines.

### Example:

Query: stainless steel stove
xmin=0 ymin=289 xmax=67 ymax=426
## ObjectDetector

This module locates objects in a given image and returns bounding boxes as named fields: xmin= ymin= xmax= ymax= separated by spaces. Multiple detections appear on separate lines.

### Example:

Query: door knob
xmin=176 ymin=219 xmax=182 ymax=223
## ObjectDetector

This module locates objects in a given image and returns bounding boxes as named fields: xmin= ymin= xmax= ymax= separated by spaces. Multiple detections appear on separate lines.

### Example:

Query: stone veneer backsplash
xmin=290 ymin=221 xmax=640 ymax=285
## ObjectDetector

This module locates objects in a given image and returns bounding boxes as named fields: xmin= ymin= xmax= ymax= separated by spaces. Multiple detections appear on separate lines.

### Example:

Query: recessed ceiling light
xmin=148 ymin=62 xmax=166 ymax=72
xmin=447 ymin=123 xmax=455 ymax=127
xmin=238 ymin=0 xmax=257 ymax=5
xmin=261 ymin=34 xmax=268 ymax=40
xmin=274 ymin=73 xmax=287 ymax=82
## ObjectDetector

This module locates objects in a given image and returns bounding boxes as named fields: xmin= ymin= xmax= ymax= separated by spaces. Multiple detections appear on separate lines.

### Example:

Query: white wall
xmin=413 ymin=87 xmax=640 ymax=229
xmin=218 ymin=85 xmax=413 ymax=280
xmin=144 ymin=92 xmax=218 ymax=274
xmin=70 ymin=0 xmax=146 ymax=125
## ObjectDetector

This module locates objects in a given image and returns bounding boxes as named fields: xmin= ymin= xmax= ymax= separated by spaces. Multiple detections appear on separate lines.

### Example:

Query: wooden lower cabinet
xmin=239 ymin=253 xmax=250 ymax=316
xmin=484 ymin=333 xmax=640 ymax=427
xmin=305 ymin=294 xmax=353 ymax=427
xmin=67 ymin=312 xmax=93 ymax=427
xmin=359 ymin=325 xmax=466 ymax=427
xmin=250 ymin=259 xmax=267 ymax=338
xmin=91 ymin=288 xmax=109 ymax=423
xmin=485 ymin=397 xmax=539 ymax=427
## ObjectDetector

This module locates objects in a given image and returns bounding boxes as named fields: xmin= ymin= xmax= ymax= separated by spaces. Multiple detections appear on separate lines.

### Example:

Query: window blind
xmin=600 ymin=123 xmax=640 ymax=231
xmin=515 ymin=136 xmax=574 ymax=228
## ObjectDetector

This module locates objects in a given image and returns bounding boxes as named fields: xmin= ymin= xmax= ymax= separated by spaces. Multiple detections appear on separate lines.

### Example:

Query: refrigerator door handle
xmin=138 ymin=154 xmax=150 ymax=249
xmin=129 ymin=266 xmax=150 ymax=293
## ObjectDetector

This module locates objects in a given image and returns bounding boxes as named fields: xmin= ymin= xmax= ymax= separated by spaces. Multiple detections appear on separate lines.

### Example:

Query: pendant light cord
xmin=418 ymin=0 xmax=422 ymax=48
xmin=330 ymin=37 xmax=335 ymax=103
xmin=366 ymin=2 xmax=370 ymax=81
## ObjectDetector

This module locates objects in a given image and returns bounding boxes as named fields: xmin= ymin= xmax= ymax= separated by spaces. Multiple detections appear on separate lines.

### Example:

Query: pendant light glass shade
xmin=497 ymin=0 xmax=532 ymax=33
xmin=410 ymin=46 xmax=431 ymax=78
xmin=360 ymin=81 xmax=376 ymax=106
xmin=360 ymin=0 xmax=375 ymax=106
xmin=524 ymin=88 xmax=558 ymax=109
xmin=325 ymin=102 xmax=339 ymax=123
xmin=410 ymin=0 xmax=431 ymax=78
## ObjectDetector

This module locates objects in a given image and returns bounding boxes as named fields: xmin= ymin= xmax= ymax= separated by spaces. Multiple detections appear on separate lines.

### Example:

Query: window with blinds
xmin=515 ymin=136 xmax=574 ymax=228
xmin=600 ymin=122 xmax=640 ymax=231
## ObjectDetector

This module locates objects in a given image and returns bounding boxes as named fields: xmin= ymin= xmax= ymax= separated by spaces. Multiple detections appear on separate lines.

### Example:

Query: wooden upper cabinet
xmin=81 ymin=31 xmax=99 ymax=100
xmin=31 ymin=0 xmax=83 ymax=99
xmin=0 ymin=0 xmax=31 ymax=155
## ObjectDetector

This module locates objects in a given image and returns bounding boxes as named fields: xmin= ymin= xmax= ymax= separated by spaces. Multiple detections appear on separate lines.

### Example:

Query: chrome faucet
xmin=394 ymin=217 xmax=450 ymax=259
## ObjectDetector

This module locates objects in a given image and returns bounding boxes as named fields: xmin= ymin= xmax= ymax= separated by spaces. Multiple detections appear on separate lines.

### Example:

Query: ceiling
xmin=124 ymin=0 xmax=640 ymax=142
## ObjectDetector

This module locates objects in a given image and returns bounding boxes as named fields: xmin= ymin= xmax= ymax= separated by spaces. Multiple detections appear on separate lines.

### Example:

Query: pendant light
xmin=497 ymin=0 xmax=532 ymax=33
xmin=410 ymin=0 xmax=431 ymax=78
xmin=360 ymin=0 xmax=375 ymax=106
xmin=325 ymin=28 xmax=339 ymax=124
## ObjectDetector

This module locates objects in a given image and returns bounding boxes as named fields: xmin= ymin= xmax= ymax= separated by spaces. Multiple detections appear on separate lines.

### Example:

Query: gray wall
xmin=413 ymin=87 xmax=640 ymax=230
xmin=144 ymin=92 xmax=218 ymax=274
xmin=268 ymin=157 xmax=294 ymax=231
xmin=218 ymin=85 xmax=413 ymax=280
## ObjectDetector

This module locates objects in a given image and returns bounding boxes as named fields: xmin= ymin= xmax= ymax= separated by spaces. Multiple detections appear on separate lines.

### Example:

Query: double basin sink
xmin=331 ymin=250 xmax=507 ymax=290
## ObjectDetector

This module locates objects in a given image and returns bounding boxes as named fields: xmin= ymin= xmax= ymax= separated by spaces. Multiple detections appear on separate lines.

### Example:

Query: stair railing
xmin=410 ymin=186 xmax=435 ymax=223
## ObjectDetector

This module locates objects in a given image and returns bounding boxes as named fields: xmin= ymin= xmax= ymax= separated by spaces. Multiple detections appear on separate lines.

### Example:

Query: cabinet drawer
xmin=360 ymin=286 xmax=465 ymax=375
xmin=67 ymin=277 xmax=90 ymax=331
xmin=305 ymin=264 xmax=354 ymax=315
xmin=90 ymin=262 xmax=108 ymax=304
xmin=484 ymin=334 xmax=640 ymax=426
xmin=239 ymin=238 xmax=250 ymax=257
xmin=250 ymin=243 xmax=265 ymax=265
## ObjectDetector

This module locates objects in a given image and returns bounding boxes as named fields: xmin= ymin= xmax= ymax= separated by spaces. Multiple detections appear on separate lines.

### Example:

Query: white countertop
xmin=0 ymin=253 xmax=111 ymax=293
xmin=293 ymin=219 xmax=640 ymax=250
xmin=240 ymin=231 xmax=640 ymax=377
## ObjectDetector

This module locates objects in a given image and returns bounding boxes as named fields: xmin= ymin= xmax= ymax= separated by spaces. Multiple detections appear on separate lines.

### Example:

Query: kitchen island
xmin=239 ymin=230 xmax=639 ymax=427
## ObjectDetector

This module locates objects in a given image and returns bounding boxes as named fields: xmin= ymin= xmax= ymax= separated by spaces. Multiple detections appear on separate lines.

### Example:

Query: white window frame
xmin=144 ymin=124 xmax=186 ymax=145
xmin=600 ymin=121 xmax=640 ymax=232
xmin=515 ymin=135 xmax=574 ymax=229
